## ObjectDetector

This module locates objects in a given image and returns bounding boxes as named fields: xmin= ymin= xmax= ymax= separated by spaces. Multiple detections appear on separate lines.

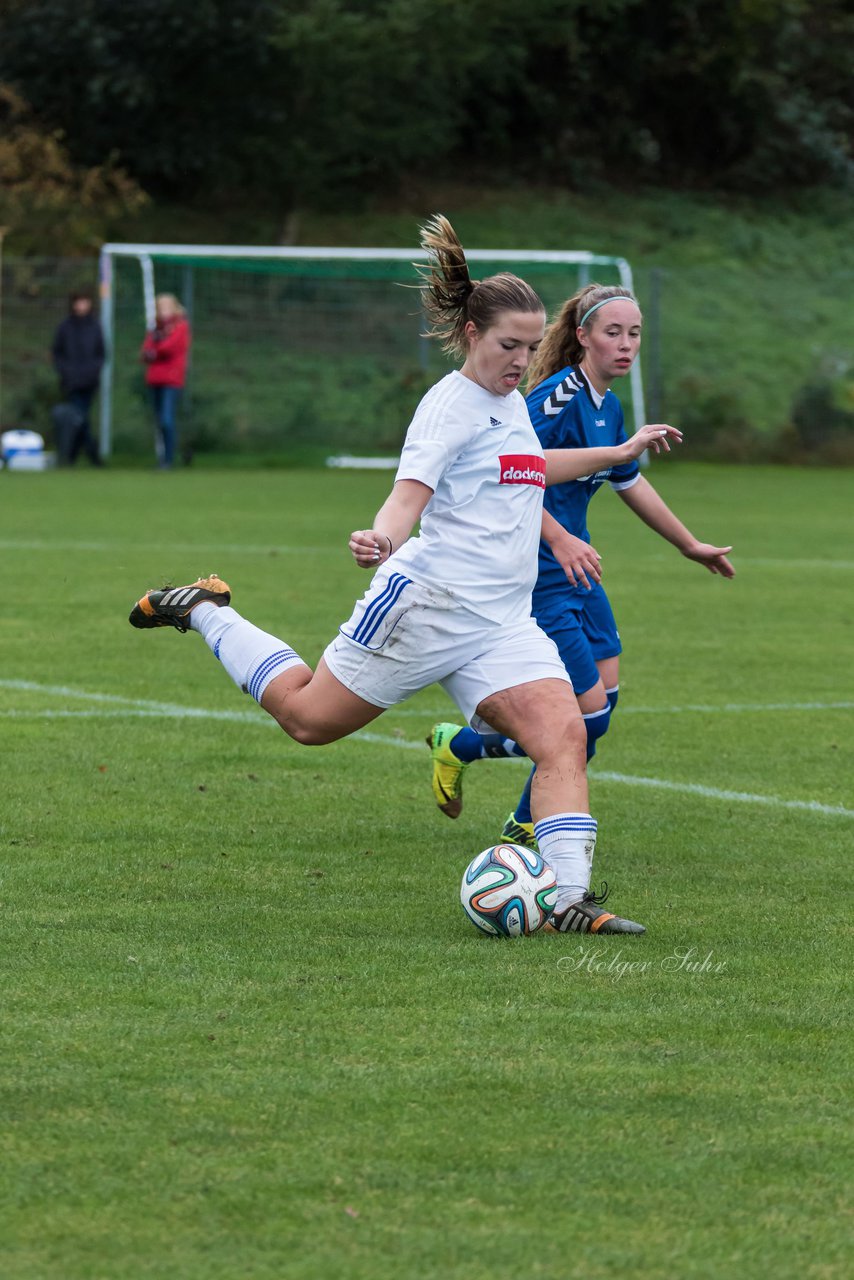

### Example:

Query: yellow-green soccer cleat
xmin=129 ymin=575 xmax=231 ymax=633
xmin=545 ymin=883 xmax=646 ymax=935
xmin=500 ymin=811 xmax=538 ymax=852
xmin=426 ymin=722 xmax=470 ymax=819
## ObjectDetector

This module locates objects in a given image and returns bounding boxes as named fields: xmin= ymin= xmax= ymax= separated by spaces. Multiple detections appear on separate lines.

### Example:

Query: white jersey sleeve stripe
xmin=609 ymin=473 xmax=641 ymax=492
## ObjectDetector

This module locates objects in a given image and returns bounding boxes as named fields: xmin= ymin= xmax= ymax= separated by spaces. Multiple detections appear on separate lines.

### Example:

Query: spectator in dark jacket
xmin=141 ymin=293 xmax=191 ymax=468
xmin=51 ymin=290 xmax=105 ymax=466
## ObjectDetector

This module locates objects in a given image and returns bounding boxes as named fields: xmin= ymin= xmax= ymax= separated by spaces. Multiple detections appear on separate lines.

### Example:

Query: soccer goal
xmin=97 ymin=243 xmax=645 ymax=461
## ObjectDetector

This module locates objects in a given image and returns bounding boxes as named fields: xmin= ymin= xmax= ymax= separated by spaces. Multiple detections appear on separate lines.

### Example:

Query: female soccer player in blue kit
xmin=427 ymin=283 xmax=735 ymax=849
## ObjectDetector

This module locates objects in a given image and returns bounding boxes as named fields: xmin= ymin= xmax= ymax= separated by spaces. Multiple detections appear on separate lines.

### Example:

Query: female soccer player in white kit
xmin=128 ymin=216 xmax=679 ymax=934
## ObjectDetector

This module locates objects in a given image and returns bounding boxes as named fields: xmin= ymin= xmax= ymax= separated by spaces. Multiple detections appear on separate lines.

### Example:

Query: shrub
xmin=786 ymin=357 xmax=854 ymax=463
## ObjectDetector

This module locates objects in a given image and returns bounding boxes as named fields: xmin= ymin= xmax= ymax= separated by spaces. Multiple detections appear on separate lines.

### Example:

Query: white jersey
xmin=391 ymin=370 xmax=545 ymax=624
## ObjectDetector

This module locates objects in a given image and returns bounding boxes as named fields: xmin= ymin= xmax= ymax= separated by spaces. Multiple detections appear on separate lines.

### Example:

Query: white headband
xmin=579 ymin=296 xmax=630 ymax=327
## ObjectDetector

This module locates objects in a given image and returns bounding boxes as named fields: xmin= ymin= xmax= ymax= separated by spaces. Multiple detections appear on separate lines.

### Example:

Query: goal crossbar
xmin=98 ymin=243 xmax=644 ymax=456
xmin=101 ymin=243 xmax=630 ymax=266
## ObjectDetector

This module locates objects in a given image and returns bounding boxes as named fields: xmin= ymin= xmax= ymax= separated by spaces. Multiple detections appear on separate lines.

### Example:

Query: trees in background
xmin=0 ymin=82 xmax=146 ymax=252
xmin=0 ymin=0 xmax=851 ymax=230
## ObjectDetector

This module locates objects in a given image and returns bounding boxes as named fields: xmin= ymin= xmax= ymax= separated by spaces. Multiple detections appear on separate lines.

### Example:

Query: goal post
xmin=98 ymin=242 xmax=645 ymax=461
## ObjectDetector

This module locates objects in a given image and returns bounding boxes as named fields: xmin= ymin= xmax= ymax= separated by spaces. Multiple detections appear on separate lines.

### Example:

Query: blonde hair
xmin=526 ymin=284 xmax=639 ymax=388
xmin=155 ymin=292 xmax=186 ymax=318
xmin=417 ymin=214 xmax=544 ymax=359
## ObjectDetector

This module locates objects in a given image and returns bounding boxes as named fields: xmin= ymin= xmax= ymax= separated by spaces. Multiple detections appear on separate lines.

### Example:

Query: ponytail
xmin=418 ymin=214 xmax=544 ymax=359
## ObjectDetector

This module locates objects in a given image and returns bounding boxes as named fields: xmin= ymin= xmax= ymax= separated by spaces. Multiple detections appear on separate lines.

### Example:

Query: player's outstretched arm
xmin=349 ymin=478 xmax=434 ymax=568
xmin=544 ymin=423 xmax=683 ymax=485
xmin=541 ymin=510 xmax=602 ymax=589
xmin=617 ymin=475 xmax=735 ymax=577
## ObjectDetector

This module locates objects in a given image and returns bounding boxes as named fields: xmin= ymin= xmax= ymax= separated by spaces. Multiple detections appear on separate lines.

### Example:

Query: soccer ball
xmin=460 ymin=843 xmax=557 ymax=937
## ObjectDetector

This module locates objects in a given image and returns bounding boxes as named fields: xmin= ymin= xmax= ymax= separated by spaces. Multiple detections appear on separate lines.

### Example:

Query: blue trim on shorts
xmin=350 ymin=572 xmax=412 ymax=648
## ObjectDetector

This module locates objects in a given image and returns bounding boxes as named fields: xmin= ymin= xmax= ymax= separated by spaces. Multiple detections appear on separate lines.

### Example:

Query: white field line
xmin=0 ymin=678 xmax=267 ymax=722
xmin=2 ymin=539 xmax=854 ymax=572
xmin=1 ymin=680 xmax=850 ymax=820
xmin=3 ymin=680 xmax=850 ymax=721
xmin=645 ymin=554 xmax=854 ymax=572
xmin=721 ymin=557 xmax=854 ymax=571
xmin=2 ymin=680 xmax=852 ymax=722
xmin=223 ymin=700 xmax=852 ymax=719
xmin=588 ymin=771 xmax=853 ymax=819
xmin=239 ymin=699 xmax=854 ymax=719
xmin=330 ymin=700 xmax=854 ymax=717
xmin=0 ymin=707 xmax=268 ymax=723
xmin=617 ymin=700 xmax=854 ymax=714
xmin=0 ymin=539 xmax=332 ymax=555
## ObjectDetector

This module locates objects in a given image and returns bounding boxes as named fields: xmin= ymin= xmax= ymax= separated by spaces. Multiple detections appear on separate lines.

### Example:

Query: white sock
xmin=190 ymin=602 xmax=307 ymax=703
xmin=534 ymin=813 xmax=597 ymax=910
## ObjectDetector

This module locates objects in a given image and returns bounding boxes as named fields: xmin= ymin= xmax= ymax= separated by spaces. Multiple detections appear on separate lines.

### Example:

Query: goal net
xmin=98 ymin=244 xmax=645 ymax=461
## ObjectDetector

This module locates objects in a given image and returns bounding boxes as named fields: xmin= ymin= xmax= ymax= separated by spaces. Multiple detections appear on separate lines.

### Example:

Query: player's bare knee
xmin=525 ymin=711 xmax=586 ymax=773
xmin=565 ymin=713 xmax=587 ymax=754
xmin=548 ymin=698 xmax=587 ymax=750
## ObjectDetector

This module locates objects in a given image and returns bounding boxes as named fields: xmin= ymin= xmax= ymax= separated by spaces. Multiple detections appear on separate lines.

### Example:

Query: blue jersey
xmin=526 ymin=365 xmax=640 ymax=598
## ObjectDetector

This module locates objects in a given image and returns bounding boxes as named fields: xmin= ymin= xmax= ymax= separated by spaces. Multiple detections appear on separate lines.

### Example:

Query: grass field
xmin=0 ymin=462 xmax=851 ymax=1279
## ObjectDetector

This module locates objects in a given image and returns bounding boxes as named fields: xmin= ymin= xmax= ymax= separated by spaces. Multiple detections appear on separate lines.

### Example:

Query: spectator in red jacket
xmin=141 ymin=293 xmax=191 ymax=468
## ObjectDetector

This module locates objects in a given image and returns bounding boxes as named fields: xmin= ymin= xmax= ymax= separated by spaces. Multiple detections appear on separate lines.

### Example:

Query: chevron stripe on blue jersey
xmin=247 ymin=648 xmax=301 ymax=702
xmin=350 ymin=572 xmax=412 ymax=647
xmin=541 ymin=370 xmax=584 ymax=417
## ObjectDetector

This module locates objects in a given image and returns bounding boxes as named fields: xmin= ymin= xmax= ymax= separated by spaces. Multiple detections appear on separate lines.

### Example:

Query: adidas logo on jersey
xmin=490 ymin=416 xmax=502 ymax=426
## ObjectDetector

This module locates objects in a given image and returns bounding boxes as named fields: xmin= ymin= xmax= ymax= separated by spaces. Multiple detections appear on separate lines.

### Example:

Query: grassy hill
xmin=5 ymin=183 xmax=853 ymax=461
xmin=92 ymin=180 xmax=854 ymax=459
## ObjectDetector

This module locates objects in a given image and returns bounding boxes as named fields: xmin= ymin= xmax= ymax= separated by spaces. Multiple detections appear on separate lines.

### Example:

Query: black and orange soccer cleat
xmin=545 ymin=882 xmax=645 ymax=935
xmin=129 ymin=575 xmax=231 ymax=633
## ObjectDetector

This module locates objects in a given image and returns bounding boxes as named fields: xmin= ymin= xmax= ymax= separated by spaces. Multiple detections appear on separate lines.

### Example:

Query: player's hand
xmin=623 ymin=423 xmax=683 ymax=460
xmin=349 ymin=529 xmax=393 ymax=569
xmin=683 ymin=542 xmax=735 ymax=577
xmin=551 ymin=533 xmax=603 ymax=590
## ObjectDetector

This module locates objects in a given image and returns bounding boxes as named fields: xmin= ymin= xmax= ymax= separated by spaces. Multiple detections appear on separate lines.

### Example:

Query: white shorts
xmin=323 ymin=568 xmax=571 ymax=729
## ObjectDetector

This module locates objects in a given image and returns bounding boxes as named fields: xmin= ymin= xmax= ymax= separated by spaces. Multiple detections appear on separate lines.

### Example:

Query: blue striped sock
xmin=534 ymin=813 xmax=597 ymax=911
xmin=583 ymin=703 xmax=612 ymax=760
xmin=450 ymin=729 xmax=528 ymax=763
xmin=245 ymin=647 xmax=305 ymax=703
xmin=190 ymin=603 xmax=305 ymax=701
xmin=449 ymin=727 xmax=487 ymax=763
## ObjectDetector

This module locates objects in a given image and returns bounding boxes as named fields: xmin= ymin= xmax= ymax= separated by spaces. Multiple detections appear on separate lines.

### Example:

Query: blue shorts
xmin=532 ymin=581 xmax=621 ymax=698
